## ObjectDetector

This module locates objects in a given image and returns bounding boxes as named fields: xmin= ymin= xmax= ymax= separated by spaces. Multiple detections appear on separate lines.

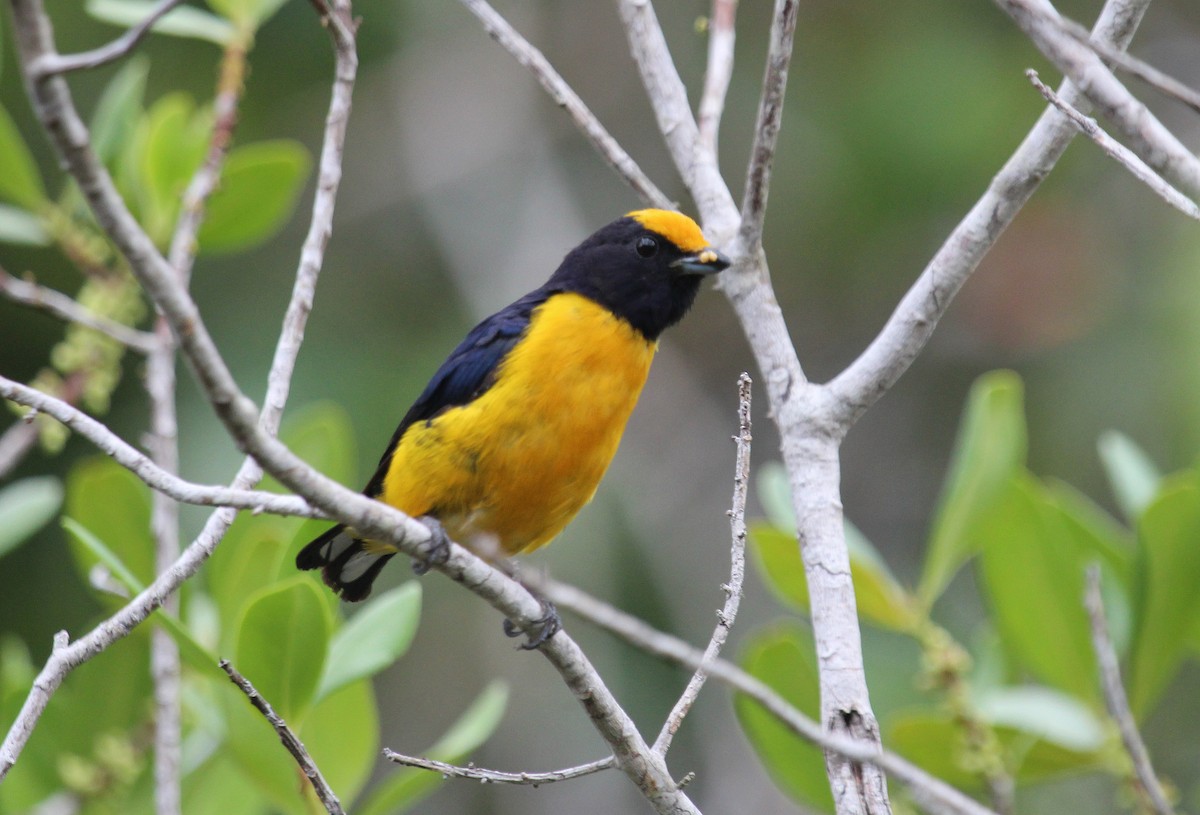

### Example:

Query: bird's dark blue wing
xmin=362 ymin=288 xmax=552 ymax=496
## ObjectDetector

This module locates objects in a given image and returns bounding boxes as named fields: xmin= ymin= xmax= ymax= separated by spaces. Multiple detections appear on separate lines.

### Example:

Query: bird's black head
xmin=545 ymin=209 xmax=730 ymax=341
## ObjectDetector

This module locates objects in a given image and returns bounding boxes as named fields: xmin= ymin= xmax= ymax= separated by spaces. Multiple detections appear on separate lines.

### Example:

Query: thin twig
xmin=737 ymin=0 xmax=799 ymax=256
xmin=27 ymin=0 xmax=185 ymax=77
xmin=0 ymin=0 xmax=361 ymax=783
xmin=220 ymin=660 xmax=345 ymax=815
xmin=615 ymin=0 xmax=734 ymax=222
xmin=1084 ymin=565 xmax=1175 ymax=815
xmin=1043 ymin=3 xmax=1200 ymax=116
xmin=654 ymin=372 xmax=751 ymax=755
xmin=0 ymin=421 xmax=39 ymax=480
xmin=546 ymin=581 xmax=1000 ymax=815
xmin=458 ymin=0 xmax=671 ymax=209
xmin=167 ymin=39 xmax=247 ymax=283
xmin=829 ymin=0 xmax=1152 ymax=427
xmin=995 ymin=0 xmax=1200 ymax=199
xmin=1026 ymin=70 xmax=1200 ymax=220
xmin=0 ymin=375 xmax=322 ymax=518
xmin=0 ymin=267 xmax=157 ymax=353
xmin=5 ymin=6 xmax=702 ymax=807
xmin=382 ymin=751 xmax=615 ymax=786
xmin=696 ymin=0 xmax=739 ymax=158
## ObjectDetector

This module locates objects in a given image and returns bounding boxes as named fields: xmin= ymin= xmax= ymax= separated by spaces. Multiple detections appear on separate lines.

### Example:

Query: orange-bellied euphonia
xmin=296 ymin=209 xmax=729 ymax=605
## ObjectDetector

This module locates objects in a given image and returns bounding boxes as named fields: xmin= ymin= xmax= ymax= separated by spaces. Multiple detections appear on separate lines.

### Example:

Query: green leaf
xmin=91 ymin=55 xmax=149 ymax=171
xmin=977 ymin=476 xmax=1099 ymax=701
xmin=0 ymin=476 xmax=62 ymax=558
xmin=0 ymin=104 xmax=47 ymax=211
xmin=65 ymin=457 xmax=155 ymax=595
xmin=137 ymin=92 xmax=211 ymax=244
xmin=920 ymin=370 xmax=1026 ymax=604
xmin=757 ymin=461 xmax=797 ymax=533
xmin=301 ymin=680 xmax=379 ymax=808
xmin=886 ymin=707 xmax=1102 ymax=789
xmin=0 ymin=204 xmax=49 ymax=245
xmin=1098 ymin=430 xmax=1162 ymax=524
xmin=234 ymin=576 xmax=331 ymax=723
xmin=734 ymin=622 xmax=832 ymax=811
xmin=974 ymin=685 xmax=1105 ymax=753
xmin=207 ymin=0 xmax=290 ymax=29
xmin=1129 ymin=474 xmax=1200 ymax=717
xmin=317 ymin=582 xmax=422 ymax=700
xmin=181 ymin=751 xmax=271 ymax=815
xmin=199 ymin=140 xmax=311 ymax=253
xmin=207 ymin=514 xmax=293 ymax=642
xmin=749 ymin=522 xmax=920 ymax=632
xmin=62 ymin=516 xmax=144 ymax=593
xmin=86 ymin=0 xmax=236 ymax=45
xmin=356 ymin=680 xmax=510 ymax=815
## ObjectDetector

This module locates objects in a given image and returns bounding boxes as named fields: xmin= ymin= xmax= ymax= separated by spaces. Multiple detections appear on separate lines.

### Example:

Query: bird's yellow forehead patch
xmin=627 ymin=209 xmax=711 ymax=254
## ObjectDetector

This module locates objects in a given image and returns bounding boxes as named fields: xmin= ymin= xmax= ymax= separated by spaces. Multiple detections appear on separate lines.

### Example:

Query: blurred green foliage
xmin=0 ymin=405 xmax=507 ymax=814
xmin=3 ymin=0 xmax=1200 ymax=812
xmin=741 ymin=371 xmax=1200 ymax=811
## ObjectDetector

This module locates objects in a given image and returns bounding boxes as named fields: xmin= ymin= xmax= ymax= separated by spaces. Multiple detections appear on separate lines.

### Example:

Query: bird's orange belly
xmin=381 ymin=292 xmax=656 ymax=554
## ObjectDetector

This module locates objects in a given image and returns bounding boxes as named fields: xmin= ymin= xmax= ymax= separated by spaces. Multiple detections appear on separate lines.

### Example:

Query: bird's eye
xmin=635 ymin=236 xmax=659 ymax=258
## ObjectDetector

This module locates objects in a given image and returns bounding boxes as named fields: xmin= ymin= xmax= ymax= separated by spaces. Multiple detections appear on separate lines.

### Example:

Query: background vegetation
xmin=2 ymin=0 xmax=1199 ymax=812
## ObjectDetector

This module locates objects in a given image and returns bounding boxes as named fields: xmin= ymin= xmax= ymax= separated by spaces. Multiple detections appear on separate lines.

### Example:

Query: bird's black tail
xmin=296 ymin=525 xmax=395 ymax=602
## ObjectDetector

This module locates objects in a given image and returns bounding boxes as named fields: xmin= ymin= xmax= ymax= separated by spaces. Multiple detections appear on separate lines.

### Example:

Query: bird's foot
xmin=503 ymin=598 xmax=561 ymax=651
xmin=410 ymin=516 xmax=451 ymax=575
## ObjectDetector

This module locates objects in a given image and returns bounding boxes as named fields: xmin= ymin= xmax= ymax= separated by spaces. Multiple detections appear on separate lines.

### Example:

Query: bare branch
xmin=546 ymin=581 xmax=1000 ymax=815
xmin=458 ymin=0 xmax=671 ymax=209
xmin=220 ymin=660 xmax=345 ymax=815
xmin=696 ymin=0 xmax=739 ymax=157
xmin=994 ymin=0 xmax=1200 ymax=199
xmin=167 ymin=42 xmax=247 ymax=283
xmin=26 ymin=0 xmax=185 ymax=77
xmin=0 ymin=375 xmax=322 ymax=518
xmin=1084 ymin=565 xmax=1175 ymax=815
xmin=829 ymin=0 xmax=1152 ymax=426
xmin=147 ymin=320 xmax=182 ymax=815
xmin=383 ymin=751 xmax=615 ymax=786
xmin=1 ymin=0 xmax=362 ymax=782
xmin=737 ymin=0 xmax=799 ymax=255
xmin=0 ymin=421 xmax=39 ymax=480
xmin=0 ymin=266 xmax=157 ymax=353
xmin=1026 ymin=70 xmax=1200 ymax=220
xmin=654 ymin=372 xmax=751 ymax=755
xmin=615 ymin=0 xmax=735 ymax=222
xmin=1046 ymin=4 xmax=1200 ymax=116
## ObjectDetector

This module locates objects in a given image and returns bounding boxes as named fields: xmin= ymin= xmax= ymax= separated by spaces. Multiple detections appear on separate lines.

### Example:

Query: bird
xmin=296 ymin=209 xmax=729 ymax=639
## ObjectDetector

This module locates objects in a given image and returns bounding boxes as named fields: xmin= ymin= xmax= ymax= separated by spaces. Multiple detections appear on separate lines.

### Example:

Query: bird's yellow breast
xmin=381 ymin=292 xmax=656 ymax=554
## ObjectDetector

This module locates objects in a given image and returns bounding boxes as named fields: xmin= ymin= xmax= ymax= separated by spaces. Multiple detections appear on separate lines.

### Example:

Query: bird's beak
xmin=672 ymin=247 xmax=731 ymax=276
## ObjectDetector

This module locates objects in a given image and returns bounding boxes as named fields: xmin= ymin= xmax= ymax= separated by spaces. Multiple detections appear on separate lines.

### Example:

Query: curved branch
xmin=0 ymin=375 xmax=322 ymax=518
xmin=27 ymin=0 xmax=185 ymax=77
xmin=0 ymin=266 xmax=157 ymax=353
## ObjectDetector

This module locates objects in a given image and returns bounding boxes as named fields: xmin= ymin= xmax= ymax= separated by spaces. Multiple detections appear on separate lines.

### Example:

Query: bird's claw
xmin=410 ymin=516 xmax=451 ymax=575
xmin=503 ymin=599 xmax=561 ymax=650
